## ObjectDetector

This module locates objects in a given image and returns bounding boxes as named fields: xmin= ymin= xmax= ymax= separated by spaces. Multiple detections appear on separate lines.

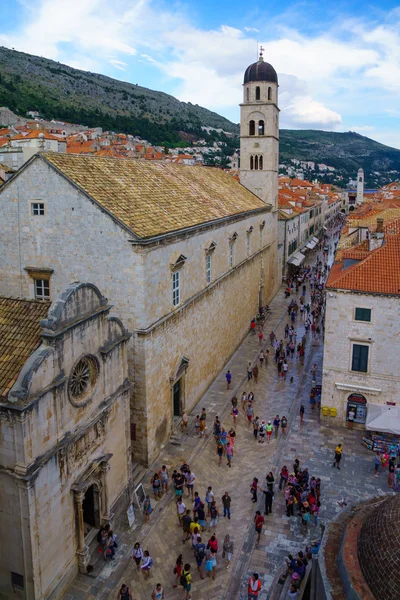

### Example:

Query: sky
xmin=1 ymin=0 xmax=400 ymax=148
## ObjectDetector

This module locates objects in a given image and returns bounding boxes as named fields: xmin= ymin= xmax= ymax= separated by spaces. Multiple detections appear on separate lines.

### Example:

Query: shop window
xmin=355 ymin=307 xmax=371 ymax=322
xmin=346 ymin=393 xmax=367 ymax=424
xmin=351 ymin=343 xmax=369 ymax=373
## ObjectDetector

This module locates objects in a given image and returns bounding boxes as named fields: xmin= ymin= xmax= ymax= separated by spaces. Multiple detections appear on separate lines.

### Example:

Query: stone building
xmin=0 ymin=144 xmax=279 ymax=464
xmin=321 ymin=230 xmax=400 ymax=428
xmin=0 ymin=283 xmax=132 ymax=599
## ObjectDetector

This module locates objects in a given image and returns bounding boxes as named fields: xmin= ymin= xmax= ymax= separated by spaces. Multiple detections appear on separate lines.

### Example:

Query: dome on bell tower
xmin=244 ymin=52 xmax=278 ymax=85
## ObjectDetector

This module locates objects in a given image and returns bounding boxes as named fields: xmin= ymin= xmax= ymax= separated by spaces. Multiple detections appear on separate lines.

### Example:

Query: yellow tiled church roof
xmin=0 ymin=297 xmax=49 ymax=400
xmin=43 ymin=153 xmax=267 ymax=239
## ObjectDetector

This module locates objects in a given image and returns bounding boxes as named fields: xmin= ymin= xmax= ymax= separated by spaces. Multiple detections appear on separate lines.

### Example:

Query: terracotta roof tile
xmin=0 ymin=297 xmax=49 ymax=400
xmin=327 ymin=235 xmax=400 ymax=295
xmin=42 ymin=153 xmax=267 ymax=239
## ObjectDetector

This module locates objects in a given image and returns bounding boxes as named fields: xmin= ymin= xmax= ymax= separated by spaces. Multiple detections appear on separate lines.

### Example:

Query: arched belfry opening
xmin=268 ymin=87 xmax=272 ymax=101
xmin=258 ymin=120 xmax=264 ymax=135
xmin=249 ymin=120 xmax=255 ymax=136
xmin=255 ymin=86 xmax=260 ymax=100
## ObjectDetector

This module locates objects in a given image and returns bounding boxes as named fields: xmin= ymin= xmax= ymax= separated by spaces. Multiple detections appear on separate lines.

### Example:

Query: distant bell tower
xmin=240 ymin=47 xmax=279 ymax=210
xmin=356 ymin=168 xmax=364 ymax=205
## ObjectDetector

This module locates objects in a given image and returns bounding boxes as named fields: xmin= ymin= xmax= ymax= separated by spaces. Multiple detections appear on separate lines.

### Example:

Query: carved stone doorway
xmin=173 ymin=379 xmax=181 ymax=417
xmin=170 ymin=357 xmax=190 ymax=420
xmin=82 ymin=484 xmax=100 ymax=535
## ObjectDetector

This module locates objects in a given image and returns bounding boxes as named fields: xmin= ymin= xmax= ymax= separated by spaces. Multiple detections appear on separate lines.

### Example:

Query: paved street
xmin=64 ymin=241 xmax=392 ymax=600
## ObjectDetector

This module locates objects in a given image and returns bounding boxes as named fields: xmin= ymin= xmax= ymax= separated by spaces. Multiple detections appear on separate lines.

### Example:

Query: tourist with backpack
xmin=194 ymin=537 xmax=206 ymax=579
xmin=118 ymin=583 xmax=132 ymax=600
xmin=248 ymin=572 xmax=262 ymax=599
xmin=180 ymin=563 xmax=192 ymax=599
xmin=208 ymin=501 xmax=219 ymax=530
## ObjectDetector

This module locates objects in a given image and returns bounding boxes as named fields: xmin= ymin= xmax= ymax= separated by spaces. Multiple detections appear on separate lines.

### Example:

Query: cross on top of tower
xmin=259 ymin=46 xmax=265 ymax=61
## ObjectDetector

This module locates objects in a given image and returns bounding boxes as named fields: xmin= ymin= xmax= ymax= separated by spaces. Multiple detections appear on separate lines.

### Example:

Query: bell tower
xmin=240 ymin=48 xmax=279 ymax=210
xmin=356 ymin=168 xmax=364 ymax=205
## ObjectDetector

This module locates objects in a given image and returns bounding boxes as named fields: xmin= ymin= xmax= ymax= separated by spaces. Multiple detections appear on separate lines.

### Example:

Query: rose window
xmin=68 ymin=356 xmax=99 ymax=406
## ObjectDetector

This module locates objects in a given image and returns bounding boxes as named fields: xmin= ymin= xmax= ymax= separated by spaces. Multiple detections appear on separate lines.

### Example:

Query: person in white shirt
xmin=176 ymin=498 xmax=186 ymax=525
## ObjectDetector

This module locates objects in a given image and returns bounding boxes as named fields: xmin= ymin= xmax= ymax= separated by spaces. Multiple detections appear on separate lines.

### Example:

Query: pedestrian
xmin=181 ymin=411 xmax=189 ymax=433
xmin=209 ymin=501 xmax=219 ymax=530
xmin=247 ymin=403 xmax=254 ymax=428
xmin=205 ymin=547 xmax=217 ymax=581
xmin=241 ymin=391 xmax=248 ymax=412
xmin=266 ymin=420 xmax=273 ymax=443
xmin=273 ymin=415 xmax=280 ymax=438
xmin=194 ymin=538 xmax=206 ymax=580
xmin=132 ymin=542 xmax=144 ymax=570
xmin=216 ymin=441 xmax=224 ymax=466
xmin=223 ymin=534 xmax=234 ymax=569
xmin=266 ymin=471 xmax=275 ymax=493
xmin=299 ymin=404 xmax=305 ymax=424
xmin=226 ymin=370 xmax=232 ymax=389
xmin=159 ymin=465 xmax=169 ymax=493
xmin=332 ymin=444 xmax=343 ymax=470
xmin=200 ymin=408 xmax=207 ymax=437
xmin=281 ymin=415 xmax=288 ymax=437
xmin=194 ymin=415 xmax=200 ymax=435
xmin=141 ymin=550 xmax=153 ymax=580
xmin=197 ymin=502 xmax=207 ymax=530
xmin=177 ymin=497 xmax=186 ymax=525
xmin=253 ymin=416 xmax=260 ymax=440
xmin=152 ymin=584 xmax=164 ymax=600
xmin=182 ymin=509 xmax=192 ymax=542
xmin=143 ymin=495 xmax=153 ymax=524
xmin=226 ymin=442 xmax=233 ymax=467
xmin=247 ymin=362 xmax=253 ymax=381
xmin=232 ymin=405 xmax=239 ymax=425
xmin=259 ymin=349 xmax=264 ymax=367
xmin=388 ymin=459 xmax=395 ymax=488
xmin=262 ymin=487 xmax=273 ymax=515
xmin=270 ymin=331 xmax=275 ymax=346
xmin=248 ymin=573 xmax=262 ymax=599
xmin=180 ymin=563 xmax=192 ymax=599
xmin=250 ymin=477 xmax=259 ymax=502
xmin=151 ymin=472 xmax=162 ymax=500
xmin=253 ymin=364 xmax=259 ymax=383
xmin=258 ymin=330 xmax=264 ymax=345
xmin=254 ymin=511 xmax=265 ymax=544
xmin=193 ymin=491 xmax=202 ymax=516
xmin=118 ymin=583 xmax=133 ymax=600
xmin=222 ymin=492 xmax=231 ymax=519
xmin=185 ymin=469 xmax=196 ymax=500
xmin=258 ymin=420 xmax=265 ymax=443
xmin=279 ymin=465 xmax=288 ymax=490
xmin=373 ymin=452 xmax=381 ymax=476
xmin=283 ymin=360 xmax=288 ymax=380
xmin=205 ymin=486 xmax=214 ymax=515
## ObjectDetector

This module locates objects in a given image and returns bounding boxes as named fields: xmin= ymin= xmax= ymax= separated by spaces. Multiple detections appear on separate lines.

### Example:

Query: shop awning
xmin=323 ymin=226 xmax=327 ymax=231
xmin=306 ymin=239 xmax=317 ymax=250
xmin=312 ymin=237 xmax=319 ymax=244
xmin=288 ymin=251 xmax=306 ymax=266
xmin=366 ymin=404 xmax=400 ymax=435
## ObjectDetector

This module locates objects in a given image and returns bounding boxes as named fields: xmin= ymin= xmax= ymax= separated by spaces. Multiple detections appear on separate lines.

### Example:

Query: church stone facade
xmin=0 ymin=283 xmax=132 ymax=599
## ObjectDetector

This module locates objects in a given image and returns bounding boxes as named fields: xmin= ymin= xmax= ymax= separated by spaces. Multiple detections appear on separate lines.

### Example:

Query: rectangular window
xmin=355 ymin=308 xmax=371 ymax=322
xmin=309 ymin=225 xmax=314 ymax=235
xmin=172 ymin=271 xmax=180 ymax=306
xmin=206 ymin=254 xmax=211 ymax=284
xmin=246 ymin=233 xmax=251 ymax=256
xmin=11 ymin=572 xmax=24 ymax=591
xmin=31 ymin=202 xmax=45 ymax=216
xmin=34 ymin=279 xmax=50 ymax=300
xmin=229 ymin=242 xmax=234 ymax=268
xmin=351 ymin=344 xmax=369 ymax=373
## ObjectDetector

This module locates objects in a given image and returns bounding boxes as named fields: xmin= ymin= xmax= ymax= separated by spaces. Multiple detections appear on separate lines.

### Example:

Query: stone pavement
xmin=64 ymin=236 xmax=393 ymax=600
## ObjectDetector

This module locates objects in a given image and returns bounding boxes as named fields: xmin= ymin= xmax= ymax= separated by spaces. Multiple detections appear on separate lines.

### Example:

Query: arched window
xmin=258 ymin=120 xmax=264 ymax=135
xmin=255 ymin=155 xmax=259 ymax=170
xmin=255 ymin=86 xmax=260 ymax=100
xmin=246 ymin=87 xmax=250 ymax=101
xmin=268 ymin=87 xmax=272 ymax=101
xmin=249 ymin=120 xmax=255 ymax=136
xmin=250 ymin=155 xmax=254 ymax=170
xmin=259 ymin=155 xmax=263 ymax=170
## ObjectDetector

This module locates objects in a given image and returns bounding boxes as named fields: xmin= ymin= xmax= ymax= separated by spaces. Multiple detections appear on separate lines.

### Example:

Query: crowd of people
xmin=113 ymin=219 xmax=345 ymax=600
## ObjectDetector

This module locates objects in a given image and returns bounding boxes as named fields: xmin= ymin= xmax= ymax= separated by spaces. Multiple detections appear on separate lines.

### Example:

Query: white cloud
xmin=1 ymin=1 xmax=400 ymax=139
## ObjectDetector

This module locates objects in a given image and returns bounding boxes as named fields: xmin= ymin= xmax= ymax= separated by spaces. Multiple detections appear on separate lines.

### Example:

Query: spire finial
xmin=259 ymin=45 xmax=265 ymax=62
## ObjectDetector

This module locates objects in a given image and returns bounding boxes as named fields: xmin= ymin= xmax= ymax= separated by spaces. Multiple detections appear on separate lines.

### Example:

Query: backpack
xmin=196 ymin=545 xmax=205 ymax=561
xmin=210 ymin=506 xmax=217 ymax=518
xmin=180 ymin=571 xmax=188 ymax=586
xmin=259 ymin=425 xmax=265 ymax=434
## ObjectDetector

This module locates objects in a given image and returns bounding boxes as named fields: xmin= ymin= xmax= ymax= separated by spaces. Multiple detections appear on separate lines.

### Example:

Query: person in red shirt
xmin=254 ymin=511 xmax=264 ymax=544
xmin=248 ymin=572 xmax=262 ymax=599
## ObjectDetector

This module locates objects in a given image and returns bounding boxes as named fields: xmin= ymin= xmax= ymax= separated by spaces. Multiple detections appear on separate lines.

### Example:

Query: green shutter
xmin=352 ymin=344 xmax=369 ymax=372
xmin=355 ymin=308 xmax=371 ymax=322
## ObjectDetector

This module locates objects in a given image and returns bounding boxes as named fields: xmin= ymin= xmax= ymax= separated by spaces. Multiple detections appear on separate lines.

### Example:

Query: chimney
xmin=376 ymin=217 xmax=384 ymax=233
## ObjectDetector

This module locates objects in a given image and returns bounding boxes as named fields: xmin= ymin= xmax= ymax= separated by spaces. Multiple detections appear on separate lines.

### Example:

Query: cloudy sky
xmin=1 ymin=0 xmax=400 ymax=147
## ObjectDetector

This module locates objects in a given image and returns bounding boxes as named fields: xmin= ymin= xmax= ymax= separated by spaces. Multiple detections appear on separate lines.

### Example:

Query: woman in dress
xmin=173 ymin=554 xmax=183 ymax=588
xmin=151 ymin=472 xmax=162 ymax=500
xmin=143 ymin=495 xmax=153 ymax=524
xmin=223 ymin=534 xmax=234 ymax=569
xmin=132 ymin=542 xmax=144 ymax=570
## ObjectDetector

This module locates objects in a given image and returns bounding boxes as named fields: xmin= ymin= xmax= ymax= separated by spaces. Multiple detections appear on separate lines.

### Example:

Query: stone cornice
xmin=334 ymin=382 xmax=381 ymax=395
